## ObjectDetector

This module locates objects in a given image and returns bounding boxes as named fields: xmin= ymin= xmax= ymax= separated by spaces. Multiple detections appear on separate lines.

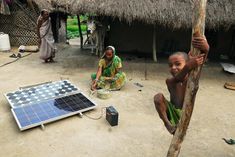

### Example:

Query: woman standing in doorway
xmin=37 ymin=9 xmax=56 ymax=63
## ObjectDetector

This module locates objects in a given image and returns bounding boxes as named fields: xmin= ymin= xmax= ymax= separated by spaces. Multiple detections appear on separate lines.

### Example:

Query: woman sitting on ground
xmin=91 ymin=46 xmax=126 ymax=91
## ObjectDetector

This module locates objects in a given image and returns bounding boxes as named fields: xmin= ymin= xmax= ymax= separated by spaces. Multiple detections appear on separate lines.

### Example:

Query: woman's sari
xmin=91 ymin=52 xmax=126 ymax=90
xmin=37 ymin=16 xmax=55 ymax=60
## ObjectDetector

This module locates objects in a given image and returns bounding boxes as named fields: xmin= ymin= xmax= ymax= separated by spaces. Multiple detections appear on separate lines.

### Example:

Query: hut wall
xmin=108 ymin=20 xmax=235 ymax=59
xmin=108 ymin=20 xmax=153 ymax=54
xmin=207 ymin=28 xmax=235 ymax=58
xmin=0 ymin=3 xmax=67 ymax=47
xmin=155 ymin=26 xmax=191 ymax=55
xmin=108 ymin=20 xmax=191 ymax=56
xmin=0 ymin=3 xmax=39 ymax=46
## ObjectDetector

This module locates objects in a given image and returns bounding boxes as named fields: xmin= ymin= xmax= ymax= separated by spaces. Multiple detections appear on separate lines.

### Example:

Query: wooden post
xmin=96 ymin=21 xmax=106 ymax=57
xmin=153 ymin=24 xmax=157 ymax=62
xmin=77 ymin=15 xmax=83 ymax=49
xmin=100 ymin=26 xmax=106 ymax=56
xmin=55 ymin=12 xmax=60 ymax=43
xmin=65 ymin=15 xmax=68 ymax=42
xmin=167 ymin=0 xmax=207 ymax=157
xmin=96 ymin=26 xmax=101 ymax=56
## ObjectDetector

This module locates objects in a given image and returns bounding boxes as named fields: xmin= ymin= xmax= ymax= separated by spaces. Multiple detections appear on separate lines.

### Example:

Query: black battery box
xmin=106 ymin=106 xmax=118 ymax=126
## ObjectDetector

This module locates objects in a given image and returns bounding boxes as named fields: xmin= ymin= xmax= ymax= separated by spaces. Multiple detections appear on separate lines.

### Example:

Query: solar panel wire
xmin=83 ymin=107 xmax=107 ymax=120
xmin=0 ymin=53 xmax=32 ymax=68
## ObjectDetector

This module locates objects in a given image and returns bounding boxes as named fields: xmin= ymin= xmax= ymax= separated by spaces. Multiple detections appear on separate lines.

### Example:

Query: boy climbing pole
xmin=154 ymin=35 xmax=209 ymax=134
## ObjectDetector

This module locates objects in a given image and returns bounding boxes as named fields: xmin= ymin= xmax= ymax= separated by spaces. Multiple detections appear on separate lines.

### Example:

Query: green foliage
xmin=67 ymin=25 xmax=87 ymax=32
xmin=67 ymin=19 xmax=78 ymax=25
xmin=67 ymin=16 xmax=88 ymax=39
xmin=80 ymin=15 xmax=88 ymax=22
xmin=67 ymin=31 xmax=79 ymax=39
xmin=67 ymin=25 xmax=78 ymax=32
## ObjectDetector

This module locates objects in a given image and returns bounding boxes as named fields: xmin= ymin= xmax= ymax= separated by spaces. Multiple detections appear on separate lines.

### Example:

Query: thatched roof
xmin=34 ymin=0 xmax=235 ymax=29
xmin=32 ymin=0 xmax=53 ymax=11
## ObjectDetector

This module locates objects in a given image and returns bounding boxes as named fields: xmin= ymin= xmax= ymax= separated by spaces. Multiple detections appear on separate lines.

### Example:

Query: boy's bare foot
xmin=165 ymin=124 xmax=177 ymax=135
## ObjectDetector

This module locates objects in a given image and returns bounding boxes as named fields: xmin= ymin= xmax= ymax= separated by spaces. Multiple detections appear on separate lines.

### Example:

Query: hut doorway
xmin=67 ymin=15 xmax=97 ymax=52
xmin=50 ymin=12 xmax=67 ymax=43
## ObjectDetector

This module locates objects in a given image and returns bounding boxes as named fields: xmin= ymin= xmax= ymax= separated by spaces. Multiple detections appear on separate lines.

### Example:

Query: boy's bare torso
xmin=167 ymin=79 xmax=187 ymax=109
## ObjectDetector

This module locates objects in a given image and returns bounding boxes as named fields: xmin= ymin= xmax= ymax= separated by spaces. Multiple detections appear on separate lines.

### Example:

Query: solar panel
xmin=5 ymin=81 xmax=97 ymax=131
xmin=5 ymin=80 xmax=79 ymax=108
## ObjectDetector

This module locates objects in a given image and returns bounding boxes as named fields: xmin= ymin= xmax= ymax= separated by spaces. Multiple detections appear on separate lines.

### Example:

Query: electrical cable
xmin=83 ymin=107 xmax=107 ymax=120
xmin=0 ymin=53 xmax=32 ymax=68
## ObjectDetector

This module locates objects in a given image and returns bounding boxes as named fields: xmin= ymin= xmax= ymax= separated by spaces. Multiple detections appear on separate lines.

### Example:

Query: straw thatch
xmin=33 ymin=0 xmax=235 ymax=29
xmin=32 ymin=0 xmax=53 ymax=11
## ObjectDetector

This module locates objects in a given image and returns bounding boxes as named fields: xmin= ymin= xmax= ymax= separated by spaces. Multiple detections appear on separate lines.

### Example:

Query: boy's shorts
xmin=166 ymin=100 xmax=182 ymax=126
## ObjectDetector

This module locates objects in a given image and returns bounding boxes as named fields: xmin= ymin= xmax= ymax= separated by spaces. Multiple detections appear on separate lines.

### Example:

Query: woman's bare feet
xmin=48 ymin=58 xmax=54 ymax=62
xmin=43 ymin=57 xmax=55 ymax=63
xmin=91 ymin=80 xmax=98 ymax=91
xmin=47 ymin=56 xmax=54 ymax=63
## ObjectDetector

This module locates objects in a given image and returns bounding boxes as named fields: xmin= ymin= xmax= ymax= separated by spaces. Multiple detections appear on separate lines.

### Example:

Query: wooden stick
xmin=167 ymin=0 xmax=207 ymax=157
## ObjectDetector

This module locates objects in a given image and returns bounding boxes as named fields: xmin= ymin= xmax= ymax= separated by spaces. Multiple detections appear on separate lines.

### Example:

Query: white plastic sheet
xmin=221 ymin=63 xmax=235 ymax=74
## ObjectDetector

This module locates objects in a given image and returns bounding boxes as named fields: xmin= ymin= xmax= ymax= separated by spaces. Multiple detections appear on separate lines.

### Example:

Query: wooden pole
xmin=153 ymin=24 xmax=157 ymax=62
xmin=55 ymin=12 xmax=60 ymax=43
xmin=77 ymin=15 xmax=83 ymax=49
xmin=167 ymin=0 xmax=207 ymax=157
xmin=96 ymin=21 xmax=106 ymax=57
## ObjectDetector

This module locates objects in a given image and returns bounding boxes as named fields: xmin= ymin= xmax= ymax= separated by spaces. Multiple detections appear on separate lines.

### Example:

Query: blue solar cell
xmin=57 ymin=110 xmax=68 ymax=116
xmin=17 ymin=116 xmax=28 ymax=122
xmin=14 ymin=107 xmax=24 ymax=115
xmin=20 ymin=121 xmax=31 ymax=127
xmin=31 ymin=104 xmax=41 ymax=111
xmin=37 ymin=114 xmax=49 ymax=121
xmin=30 ymin=117 xmax=41 ymax=124
xmin=24 ymin=106 xmax=33 ymax=113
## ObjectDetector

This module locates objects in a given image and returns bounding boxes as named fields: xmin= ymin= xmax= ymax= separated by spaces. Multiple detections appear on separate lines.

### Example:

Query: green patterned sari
xmin=91 ymin=54 xmax=126 ymax=90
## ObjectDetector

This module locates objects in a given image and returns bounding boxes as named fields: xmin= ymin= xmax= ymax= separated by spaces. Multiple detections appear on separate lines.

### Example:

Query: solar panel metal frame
xmin=11 ymin=91 xmax=97 ymax=131
xmin=5 ymin=80 xmax=98 ymax=131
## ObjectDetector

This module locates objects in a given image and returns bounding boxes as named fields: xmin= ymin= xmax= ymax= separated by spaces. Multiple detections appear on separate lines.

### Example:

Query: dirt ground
xmin=0 ymin=44 xmax=235 ymax=157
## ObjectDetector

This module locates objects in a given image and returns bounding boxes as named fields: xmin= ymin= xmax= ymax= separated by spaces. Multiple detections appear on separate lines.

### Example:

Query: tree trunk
xmin=167 ymin=0 xmax=207 ymax=157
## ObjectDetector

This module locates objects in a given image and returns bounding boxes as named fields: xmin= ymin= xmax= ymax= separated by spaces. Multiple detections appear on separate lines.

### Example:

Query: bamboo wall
xmin=0 ymin=3 xmax=39 ymax=46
